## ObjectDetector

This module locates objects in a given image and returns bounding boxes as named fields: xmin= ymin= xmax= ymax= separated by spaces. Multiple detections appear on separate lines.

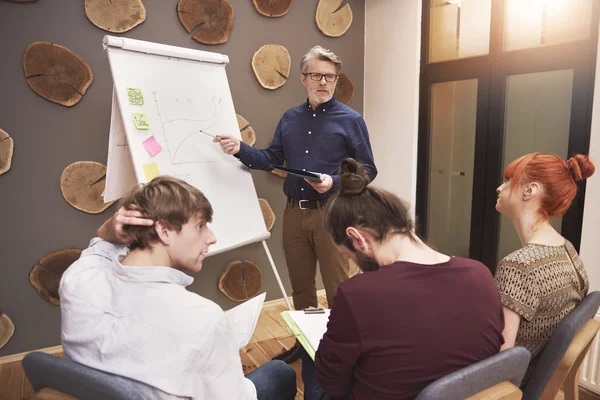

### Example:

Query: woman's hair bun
xmin=339 ymin=158 xmax=369 ymax=196
xmin=568 ymin=154 xmax=595 ymax=181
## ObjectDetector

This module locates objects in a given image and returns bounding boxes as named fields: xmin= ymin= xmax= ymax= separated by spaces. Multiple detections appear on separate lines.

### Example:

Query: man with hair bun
xmin=495 ymin=152 xmax=595 ymax=381
xmin=60 ymin=176 xmax=297 ymax=399
xmin=215 ymin=46 xmax=377 ymax=363
xmin=301 ymin=159 xmax=504 ymax=400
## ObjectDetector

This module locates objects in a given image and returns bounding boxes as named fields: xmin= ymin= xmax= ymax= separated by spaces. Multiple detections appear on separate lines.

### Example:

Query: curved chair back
xmin=23 ymin=351 xmax=176 ymax=400
xmin=523 ymin=291 xmax=600 ymax=400
xmin=416 ymin=347 xmax=531 ymax=400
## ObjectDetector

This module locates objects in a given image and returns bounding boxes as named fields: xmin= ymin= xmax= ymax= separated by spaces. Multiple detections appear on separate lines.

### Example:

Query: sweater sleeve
xmin=314 ymin=288 xmax=361 ymax=398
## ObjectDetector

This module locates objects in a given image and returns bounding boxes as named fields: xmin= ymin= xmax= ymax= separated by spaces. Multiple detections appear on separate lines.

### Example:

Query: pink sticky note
xmin=142 ymin=135 xmax=163 ymax=157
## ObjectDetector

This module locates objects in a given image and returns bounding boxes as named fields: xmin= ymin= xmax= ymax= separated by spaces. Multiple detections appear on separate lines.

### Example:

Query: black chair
xmin=23 ymin=351 xmax=179 ymax=400
xmin=416 ymin=346 xmax=531 ymax=400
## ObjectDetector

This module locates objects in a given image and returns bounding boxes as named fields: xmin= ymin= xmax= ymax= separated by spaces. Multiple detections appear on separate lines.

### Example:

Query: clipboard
xmin=281 ymin=309 xmax=330 ymax=360
xmin=269 ymin=165 xmax=323 ymax=183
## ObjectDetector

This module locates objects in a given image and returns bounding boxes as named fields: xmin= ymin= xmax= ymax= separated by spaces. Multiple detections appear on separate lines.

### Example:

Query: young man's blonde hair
xmin=119 ymin=176 xmax=213 ymax=250
xmin=300 ymin=45 xmax=342 ymax=74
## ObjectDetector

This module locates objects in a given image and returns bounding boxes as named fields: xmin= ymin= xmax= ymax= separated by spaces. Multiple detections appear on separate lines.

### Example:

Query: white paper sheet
xmin=287 ymin=310 xmax=331 ymax=351
xmin=225 ymin=292 xmax=266 ymax=349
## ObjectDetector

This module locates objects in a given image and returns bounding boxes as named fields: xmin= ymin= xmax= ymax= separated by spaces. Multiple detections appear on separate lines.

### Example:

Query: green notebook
xmin=281 ymin=310 xmax=331 ymax=360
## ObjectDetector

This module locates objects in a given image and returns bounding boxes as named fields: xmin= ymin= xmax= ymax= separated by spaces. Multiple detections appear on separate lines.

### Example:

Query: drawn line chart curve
xmin=153 ymin=91 xmax=233 ymax=165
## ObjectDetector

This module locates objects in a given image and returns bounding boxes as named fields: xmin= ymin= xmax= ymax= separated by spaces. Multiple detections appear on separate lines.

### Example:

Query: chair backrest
xmin=415 ymin=347 xmax=531 ymax=400
xmin=22 ymin=352 xmax=172 ymax=400
xmin=522 ymin=291 xmax=600 ymax=400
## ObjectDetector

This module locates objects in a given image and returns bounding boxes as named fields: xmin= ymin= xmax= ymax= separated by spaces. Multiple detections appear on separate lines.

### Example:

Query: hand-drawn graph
xmin=153 ymin=90 xmax=235 ymax=165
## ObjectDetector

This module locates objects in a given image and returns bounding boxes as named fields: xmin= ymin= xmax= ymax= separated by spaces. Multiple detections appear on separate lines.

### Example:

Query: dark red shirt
xmin=315 ymin=257 xmax=505 ymax=400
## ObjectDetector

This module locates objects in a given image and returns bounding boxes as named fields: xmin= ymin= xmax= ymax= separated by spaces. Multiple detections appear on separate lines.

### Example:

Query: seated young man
xmin=59 ymin=176 xmax=296 ymax=400
xmin=301 ymin=159 xmax=505 ymax=400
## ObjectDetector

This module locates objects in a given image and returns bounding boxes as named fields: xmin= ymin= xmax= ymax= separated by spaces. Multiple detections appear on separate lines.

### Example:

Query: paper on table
xmin=225 ymin=292 xmax=266 ymax=349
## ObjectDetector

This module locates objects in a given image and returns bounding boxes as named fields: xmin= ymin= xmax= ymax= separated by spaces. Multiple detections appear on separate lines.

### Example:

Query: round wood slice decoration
xmin=252 ymin=0 xmax=292 ymax=18
xmin=23 ymin=42 xmax=93 ymax=107
xmin=334 ymin=72 xmax=354 ymax=105
xmin=0 ymin=310 xmax=15 ymax=350
xmin=237 ymin=114 xmax=256 ymax=146
xmin=85 ymin=0 xmax=147 ymax=33
xmin=259 ymin=198 xmax=275 ymax=231
xmin=60 ymin=161 xmax=115 ymax=214
xmin=29 ymin=248 xmax=83 ymax=305
xmin=252 ymin=44 xmax=291 ymax=90
xmin=315 ymin=0 xmax=353 ymax=38
xmin=177 ymin=0 xmax=234 ymax=45
xmin=0 ymin=129 xmax=14 ymax=176
xmin=218 ymin=260 xmax=263 ymax=302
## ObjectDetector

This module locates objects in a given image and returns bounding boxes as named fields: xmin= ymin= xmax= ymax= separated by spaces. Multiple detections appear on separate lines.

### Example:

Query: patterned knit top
xmin=495 ymin=240 xmax=588 ymax=364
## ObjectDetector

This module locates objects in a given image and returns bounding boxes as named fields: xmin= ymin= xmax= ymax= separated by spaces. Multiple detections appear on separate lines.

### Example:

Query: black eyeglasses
xmin=303 ymin=72 xmax=338 ymax=82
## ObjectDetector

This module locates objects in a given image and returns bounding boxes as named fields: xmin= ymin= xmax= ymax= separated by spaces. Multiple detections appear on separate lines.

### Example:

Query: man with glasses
xmin=214 ymin=46 xmax=377 ymax=363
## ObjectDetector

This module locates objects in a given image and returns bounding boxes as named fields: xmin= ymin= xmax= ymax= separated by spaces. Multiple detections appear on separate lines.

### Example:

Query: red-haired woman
xmin=494 ymin=152 xmax=595 ymax=378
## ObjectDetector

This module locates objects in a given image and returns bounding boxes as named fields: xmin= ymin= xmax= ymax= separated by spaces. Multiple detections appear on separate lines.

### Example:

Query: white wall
xmin=364 ymin=1 xmax=599 ymax=291
xmin=364 ymin=0 xmax=422 ymax=211
xmin=579 ymin=23 xmax=600 ymax=292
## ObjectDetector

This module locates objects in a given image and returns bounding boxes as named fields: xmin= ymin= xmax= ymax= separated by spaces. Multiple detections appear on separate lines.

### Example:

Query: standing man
xmin=215 ymin=46 xmax=377 ymax=362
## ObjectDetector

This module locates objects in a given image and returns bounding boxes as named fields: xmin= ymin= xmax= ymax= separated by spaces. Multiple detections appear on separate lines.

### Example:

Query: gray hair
xmin=300 ymin=46 xmax=342 ymax=74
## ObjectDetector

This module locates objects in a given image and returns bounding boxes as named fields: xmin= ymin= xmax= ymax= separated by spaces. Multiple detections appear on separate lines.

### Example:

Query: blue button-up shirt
xmin=236 ymin=96 xmax=377 ymax=201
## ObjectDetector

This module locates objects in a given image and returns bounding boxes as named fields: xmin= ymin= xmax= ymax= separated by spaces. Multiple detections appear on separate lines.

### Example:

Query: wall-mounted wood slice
xmin=315 ymin=0 xmax=353 ymax=38
xmin=23 ymin=42 xmax=93 ymax=107
xmin=85 ymin=0 xmax=147 ymax=33
xmin=177 ymin=0 xmax=234 ymax=45
xmin=29 ymin=249 xmax=83 ymax=305
xmin=0 ymin=129 xmax=14 ymax=176
xmin=237 ymin=114 xmax=256 ymax=146
xmin=0 ymin=310 xmax=15 ymax=350
xmin=61 ymin=161 xmax=115 ymax=214
xmin=259 ymin=198 xmax=275 ymax=231
xmin=252 ymin=44 xmax=291 ymax=90
xmin=271 ymin=160 xmax=287 ymax=179
xmin=218 ymin=260 xmax=263 ymax=302
xmin=252 ymin=0 xmax=292 ymax=18
xmin=334 ymin=72 xmax=354 ymax=105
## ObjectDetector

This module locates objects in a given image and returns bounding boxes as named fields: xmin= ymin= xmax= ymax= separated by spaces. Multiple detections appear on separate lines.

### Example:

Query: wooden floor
xmin=0 ymin=293 xmax=328 ymax=400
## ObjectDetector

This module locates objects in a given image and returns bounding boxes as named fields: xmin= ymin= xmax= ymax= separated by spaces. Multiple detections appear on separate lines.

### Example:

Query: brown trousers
xmin=282 ymin=201 xmax=358 ymax=310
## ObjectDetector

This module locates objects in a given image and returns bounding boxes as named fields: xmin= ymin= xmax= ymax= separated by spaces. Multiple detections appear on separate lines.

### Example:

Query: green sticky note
xmin=127 ymin=88 xmax=144 ymax=105
xmin=132 ymin=113 xmax=151 ymax=130
xmin=143 ymin=162 xmax=160 ymax=181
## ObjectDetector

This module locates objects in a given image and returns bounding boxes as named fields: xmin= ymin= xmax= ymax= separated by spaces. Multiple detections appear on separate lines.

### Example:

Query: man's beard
xmin=355 ymin=251 xmax=380 ymax=272
xmin=309 ymin=89 xmax=332 ymax=105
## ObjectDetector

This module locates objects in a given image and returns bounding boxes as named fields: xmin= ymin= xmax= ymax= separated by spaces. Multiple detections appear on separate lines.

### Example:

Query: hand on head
xmin=111 ymin=206 xmax=154 ymax=244
xmin=213 ymin=134 xmax=240 ymax=155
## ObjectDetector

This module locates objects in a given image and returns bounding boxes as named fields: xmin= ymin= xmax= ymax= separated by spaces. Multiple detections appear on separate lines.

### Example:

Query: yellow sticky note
xmin=132 ymin=113 xmax=151 ymax=130
xmin=143 ymin=162 xmax=160 ymax=181
xmin=127 ymin=88 xmax=144 ymax=105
